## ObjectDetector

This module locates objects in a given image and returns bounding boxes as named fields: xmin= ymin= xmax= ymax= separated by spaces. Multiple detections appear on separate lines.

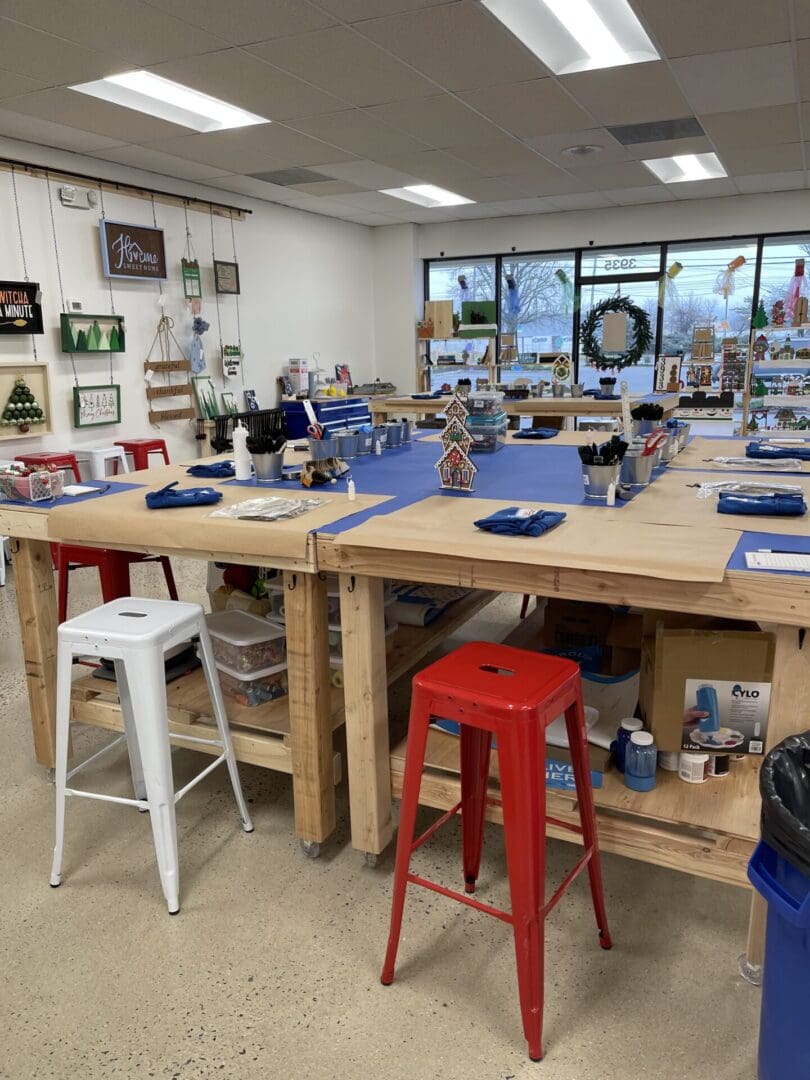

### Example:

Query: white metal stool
xmin=71 ymin=446 xmax=130 ymax=480
xmin=50 ymin=597 xmax=253 ymax=913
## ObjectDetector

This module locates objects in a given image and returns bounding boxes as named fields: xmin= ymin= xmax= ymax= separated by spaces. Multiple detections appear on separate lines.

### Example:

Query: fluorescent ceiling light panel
xmin=69 ymin=71 xmax=268 ymax=132
xmin=379 ymin=184 xmax=473 ymax=207
xmin=643 ymin=152 xmax=727 ymax=183
xmin=480 ymin=0 xmax=659 ymax=74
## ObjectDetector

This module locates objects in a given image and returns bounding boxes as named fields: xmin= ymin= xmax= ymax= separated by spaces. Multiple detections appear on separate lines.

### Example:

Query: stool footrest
xmin=174 ymin=753 xmax=227 ymax=803
xmin=65 ymin=788 xmax=147 ymax=810
xmin=411 ymin=800 xmax=462 ymax=854
xmin=546 ymin=815 xmax=585 ymax=837
xmin=66 ymin=734 xmax=128 ymax=781
xmin=407 ymin=872 xmax=513 ymax=925
xmin=542 ymin=849 xmax=593 ymax=920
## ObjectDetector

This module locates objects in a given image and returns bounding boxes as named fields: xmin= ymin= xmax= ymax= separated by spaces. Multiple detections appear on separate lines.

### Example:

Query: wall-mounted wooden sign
xmin=181 ymin=258 xmax=202 ymax=299
xmin=0 ymin=282 xmax=43 ymax=335
xmin=100 ymin=220 xmax=167 ymax=280
xmin=214 ymin=259 xmax=240 ymax=295
xmin=61 ymin=313 xmax=125 ymax=353
xmin=73 ymin=384 xmax=122 ymax=428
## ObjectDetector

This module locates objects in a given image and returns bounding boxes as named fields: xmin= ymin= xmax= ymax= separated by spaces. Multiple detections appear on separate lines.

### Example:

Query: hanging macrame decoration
xmin=436 ymin=395 xmax=476 ymax=492
xmin=190 ymin=316 xmax=209 ymax=374
xmin=144 ymin=314 xmax=195 ymax=424
xmin=658 ymin=260 xmax=683 ymax=305
xmin=504 ymin=272 xmax=521 ymax=318
xmin=555 ymin=268 xmax=574 ymax=313
xmin=784 ymin=258 xmax=808 ymax=326
xmin=713 ymin=255 xmax=746 ymax=330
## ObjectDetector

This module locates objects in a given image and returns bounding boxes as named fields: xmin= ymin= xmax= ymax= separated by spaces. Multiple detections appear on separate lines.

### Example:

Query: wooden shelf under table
xmin=69 ymin=589 xmax=497 ymax=780
xmin=390 ymin=727 xmax=759 ymax=888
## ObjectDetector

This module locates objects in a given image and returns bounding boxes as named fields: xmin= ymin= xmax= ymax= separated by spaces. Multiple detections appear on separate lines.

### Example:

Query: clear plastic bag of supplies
xmin=711 ymin=456 xmax=806 ymax=470
xmin=696 ymin=480 xmax=804 ymax=500
xmin=209 ymin=496 xmax=328 ymax=521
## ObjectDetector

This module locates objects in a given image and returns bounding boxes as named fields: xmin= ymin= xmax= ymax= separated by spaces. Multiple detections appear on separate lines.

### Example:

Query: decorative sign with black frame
xmin=73 ymin=384 xmax=122 ymax=428
xmin=0 ymin=281 xmax=43 ymax=334
xmin=214 ymin=259 xmax=240 ymax=295
xmin=181 ymin=258 xmax=202 ymax=298
xmin=100 ymin=220 xmax=167 ymax=280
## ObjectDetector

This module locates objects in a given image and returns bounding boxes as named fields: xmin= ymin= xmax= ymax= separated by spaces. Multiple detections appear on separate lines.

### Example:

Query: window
xmin=759 ymin=235 xmax=810 ymax=332
xmin=425 ymin=258 xmax=495 ymax=392
xmin=500 ymin=252 xmax=575 ymax=387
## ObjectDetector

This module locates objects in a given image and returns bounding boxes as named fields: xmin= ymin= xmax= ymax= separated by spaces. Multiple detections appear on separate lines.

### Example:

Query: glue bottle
xmin=233 ymin=421 xmax=252 ymax=481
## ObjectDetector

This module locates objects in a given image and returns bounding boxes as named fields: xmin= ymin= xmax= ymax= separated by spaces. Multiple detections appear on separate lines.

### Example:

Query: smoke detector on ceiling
xmin=561 ymin=144 xmax=604 ymax=159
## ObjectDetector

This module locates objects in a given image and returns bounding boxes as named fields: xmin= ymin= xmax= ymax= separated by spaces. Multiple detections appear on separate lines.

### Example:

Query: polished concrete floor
xmin=0 ymin=557 xmax=760 ymax=1080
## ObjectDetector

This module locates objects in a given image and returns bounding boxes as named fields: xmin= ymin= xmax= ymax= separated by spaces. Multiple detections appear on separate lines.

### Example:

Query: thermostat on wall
xmin=65 ymin=299 xmax=83 ymax=313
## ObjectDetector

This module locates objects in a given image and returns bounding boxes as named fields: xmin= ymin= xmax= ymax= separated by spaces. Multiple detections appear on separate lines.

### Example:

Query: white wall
xmin=371 ymin=224 xmax=422 ymax=390
xmin=0 ymin=136 xmax=375 ymax=466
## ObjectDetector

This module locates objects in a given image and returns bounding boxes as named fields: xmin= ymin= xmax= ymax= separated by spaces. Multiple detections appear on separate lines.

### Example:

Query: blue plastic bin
xmin=748 ymin=839 xmax=810 ymax=1080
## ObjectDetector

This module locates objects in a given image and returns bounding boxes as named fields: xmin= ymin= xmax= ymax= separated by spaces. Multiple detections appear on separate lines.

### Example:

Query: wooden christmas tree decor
xmin=436 ymin=394 xmax=477 ymax=492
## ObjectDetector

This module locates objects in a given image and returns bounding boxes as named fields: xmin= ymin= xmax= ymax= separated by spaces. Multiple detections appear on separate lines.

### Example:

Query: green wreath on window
xmin=580 ymin=295 xmax=652 ymax=371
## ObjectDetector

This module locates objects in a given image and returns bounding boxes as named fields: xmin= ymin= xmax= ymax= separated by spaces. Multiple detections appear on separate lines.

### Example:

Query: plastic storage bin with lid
xmin=217 ymin=661 xmax=288 ymax=707
xmin=466 ymin=390 xmax=504 ymax=417
xmin=206 ymin=610 xmax=286 ymax=674
xmin=466 ymin=410 xmax=507 ymax=453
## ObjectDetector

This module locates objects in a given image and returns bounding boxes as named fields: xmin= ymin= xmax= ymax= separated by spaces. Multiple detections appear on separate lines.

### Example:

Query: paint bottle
xmin=696 ymin=684 xmax=720 ymax=733
xmin=708 ymin=754 xmax=730 ymax=779
xmin=624 ymin=732 xmax=657 ymax=792
xmin=658 ymin=751 xmax=680 ymax=772
xmin=347 ymin=478 xmax=356 ymax=502
xmin=611 ymin=717 xmax=643 ymax=773
xmin=233 ymin=422 xmax=252 ymax=481
xmin=678 ymin=752 xmax=709 ymax=784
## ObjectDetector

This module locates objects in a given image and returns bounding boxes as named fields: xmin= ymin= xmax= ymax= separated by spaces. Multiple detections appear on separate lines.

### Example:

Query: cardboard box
xmin=547 ymin=743 xmax=613 ymax=774
xmin=543 ymin=599 xmax=642 ymax=676
xmin=640 ymin=622 xmax=774 ymax=755
xmin=423 ymin=300 xmax=454 ymax=340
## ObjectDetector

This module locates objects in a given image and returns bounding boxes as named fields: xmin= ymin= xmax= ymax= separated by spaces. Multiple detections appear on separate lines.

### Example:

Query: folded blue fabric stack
xmin=746 ymin=442 xmax=810 ymax=462
xmin=474 ymin=506 xmax=566 ymax=536
xmin=512 ymin=428 xmax=559 ymax=440
xmin=146 ymin=481 xmax=223 ymax=509
xmin=717 ymin=492 xmax=807 ymax=516
xmin=187 ymin=460 xmax=235 ymax=478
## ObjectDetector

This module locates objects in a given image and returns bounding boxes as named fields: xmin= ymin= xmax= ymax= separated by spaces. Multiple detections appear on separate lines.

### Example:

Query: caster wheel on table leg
xmin=300 ymin=839 xmax=321 ymax=859
xmin=363 ymin=852 xmax=379 ymax=868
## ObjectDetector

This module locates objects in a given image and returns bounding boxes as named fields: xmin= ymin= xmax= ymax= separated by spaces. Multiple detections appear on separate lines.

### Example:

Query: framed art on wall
xmin=0 ymin=282 xmax=43 ymax=335
xmin=73 ymin=384 xmax=122 ymax=428
xmin=61 ymin=313 xmax=125 ymax=353
xmin=100 ymin=220 xmax=167 ymax=281
xmin=214 ymin=260 xmax=240 ymax=295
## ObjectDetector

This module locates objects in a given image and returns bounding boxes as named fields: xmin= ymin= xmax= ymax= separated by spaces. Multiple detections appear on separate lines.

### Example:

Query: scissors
xmin=307 ymin=423 xmax=325 ymax=440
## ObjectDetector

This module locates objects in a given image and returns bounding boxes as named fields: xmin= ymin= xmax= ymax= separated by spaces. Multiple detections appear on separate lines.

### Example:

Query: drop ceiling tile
xmin=145 ymin=0 xmax=337 ymax=44
xmin=471 ymin=196 xmax=558 ymax=215
xmin=145 ymin=126 xmax=356 ymax=171
xmin=458 ymin=79 xmax=594 ymax=139
xmin=1 ymin=88 xmax=190 ymax=142
xmin=450 ymin=176 xmax=535 ymax=201
xmin=247 ymin=27 xmax=436 ymax=107
xmin=450 ymin=135 xmax=548 ymax=175
xmin=320 ymin=0 xmax=450 ymax=20
xmin=497 ymin=165 xmax=589 ymax=197
xmin=671 ymin=45 xmax=796 ymax=114
xmin=3 ymin=1 xmax=227 ymax=66
xmin=0 ymin=18 xmax=127 ymax=83
xmin=735 ymin=171 xmax=807 ymax=194
xmin=149 ymin=49 xmax=345 ymax=123
xmin=87 ymin=144 xmax=232 ymax=181
xmin=524 ymin=129 xmax=630 ymax=167
xmin=207 ymin=174 xmax=315 ymax=203
xmin=290 ymin=180 xmax=368 ymax=195
xmin=560 ymin=62 xmax=690 ymax=125
xmin=602 ymin=184 xmax=676 ymax=205
xmin=442 ymin=203 xmax=513 ymax=219
xmin=330 ymin=190 xmax=438 ymax=216
xmin=797 ymin=40 xmax=810 ymax=101
xmin=379 ymin=149 xmax=484 ymax=187
xmin=720 ymin=141 xmax=804 ymax=176
xmin=701 ymin=104 xmax=800 ymax=147
xmin=339 ymin=211 xmax=405 ymax=225
xmin=669 ymin=177 xmax=739 ymax=199
xmin=0 ymin=67 xmax=45 ymax=100
xmin=0 ymin=106 xmax=125 ymax=152
xmin=624 ymin=135 xmax=714 ymax=160
xmin=566 ymin=161 xmax=660 ymax=190
xmin=315 ymin=159 xmax=421 ymax=187
xmin=633 ymin=0 xmax=790 ymax=58
xmin=288 ymin=109 xmax=432 ymax=159
xmin=548 ymin=191 xmax=615 ymax=210
xmin=796 ymin=6 xmax=810 ymax=37
xmin=364 ymin=95 xmax=505 ymax=149
xmin=356 ymin=1 xmax=548 ymax=92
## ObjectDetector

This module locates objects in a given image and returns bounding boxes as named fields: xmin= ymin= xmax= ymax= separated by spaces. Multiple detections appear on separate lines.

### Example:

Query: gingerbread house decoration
xmin=436 ymin=394 xmax=477 ymax=492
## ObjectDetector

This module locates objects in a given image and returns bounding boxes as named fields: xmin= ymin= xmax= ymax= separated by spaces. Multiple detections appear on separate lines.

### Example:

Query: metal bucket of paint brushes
xmin=582 ymin=462 xmax=621 ymax=499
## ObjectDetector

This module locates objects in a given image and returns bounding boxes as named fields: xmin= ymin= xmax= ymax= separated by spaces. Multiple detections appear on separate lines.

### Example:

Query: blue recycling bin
xmin=748 ymin=839 xmax=810 ymax=1080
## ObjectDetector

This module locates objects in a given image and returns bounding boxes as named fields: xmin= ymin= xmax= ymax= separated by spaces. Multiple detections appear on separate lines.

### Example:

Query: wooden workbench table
xmin=371 ymin=391 xmax=679 ymax=426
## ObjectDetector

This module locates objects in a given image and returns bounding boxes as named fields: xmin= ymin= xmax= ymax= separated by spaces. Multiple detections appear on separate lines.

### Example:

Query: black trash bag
xmin=760 ymin=732 xmax=810 ymax=878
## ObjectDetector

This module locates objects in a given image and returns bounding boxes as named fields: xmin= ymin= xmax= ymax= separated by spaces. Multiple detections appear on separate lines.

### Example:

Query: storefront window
xmin=425 ymin=258 xmax=496 ymax=392
xmin=499 ymin=252 xmax=575 ymax=387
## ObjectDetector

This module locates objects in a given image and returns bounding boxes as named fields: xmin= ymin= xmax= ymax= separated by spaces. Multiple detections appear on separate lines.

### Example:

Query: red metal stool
xmin=381 ymin=641 xmax=612 ymax=1062
xmin=113 ymin=438 xmax=170 ymax=471
xmin=54 ymin=545 xmax=178 ymax=624
xmin=15 ymin=452 xmax=82 ymax=483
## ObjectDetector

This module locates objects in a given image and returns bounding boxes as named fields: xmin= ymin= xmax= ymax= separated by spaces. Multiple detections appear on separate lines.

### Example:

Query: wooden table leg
xmin=283 ymin=570 xmax=335 ymax=845
xmin=339 ymin=573 xmax=393 ymax=856
xmin=13 ymin=538 xmax=58 ymax=768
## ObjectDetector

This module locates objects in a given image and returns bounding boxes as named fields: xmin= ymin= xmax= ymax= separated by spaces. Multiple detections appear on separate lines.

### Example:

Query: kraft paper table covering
xmin=47 ymin=463 xmax=392 ymax=562
xmin=378 ymin=391 xmax=678 ymax=417
xmin=420 ymin=429 xmax=617 ymax=446
xmin=617 ymin=467 xmax=810 ymax=537
xmin=326 ymin=495 xmax=741 ymax=584
xmin=668 ymin=436 xmax=810 ymax=474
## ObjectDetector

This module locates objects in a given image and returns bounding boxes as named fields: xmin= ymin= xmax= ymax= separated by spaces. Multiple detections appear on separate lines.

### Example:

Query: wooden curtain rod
xmin=0 ymin=154 xmax=251 ymax=220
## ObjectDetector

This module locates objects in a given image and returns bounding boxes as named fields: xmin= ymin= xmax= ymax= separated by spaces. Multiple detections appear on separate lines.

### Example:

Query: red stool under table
xmin=15 ymin=452 xmax=81 ymax=483
xmin=381 ymin=641 xmax=612 ymax=1062
xmin=114 ymin=438 xmax=170 ymax=471
xmin=54 ymin=545 xmax=178 ymax=624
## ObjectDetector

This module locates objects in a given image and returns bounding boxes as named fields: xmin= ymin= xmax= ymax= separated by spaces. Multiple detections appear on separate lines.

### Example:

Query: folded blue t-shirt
xmin=474 ymin=506 xmax=566 ymax=536
xmin=746 ymin=442 xmax=810 ymax=462
xmin=187 ymin=460 xmax=235 ymax=478
xmin=717 ymin=492 xmax=807 ymax=516
xmin=513 ymin=428 xmax=559 ymax=440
